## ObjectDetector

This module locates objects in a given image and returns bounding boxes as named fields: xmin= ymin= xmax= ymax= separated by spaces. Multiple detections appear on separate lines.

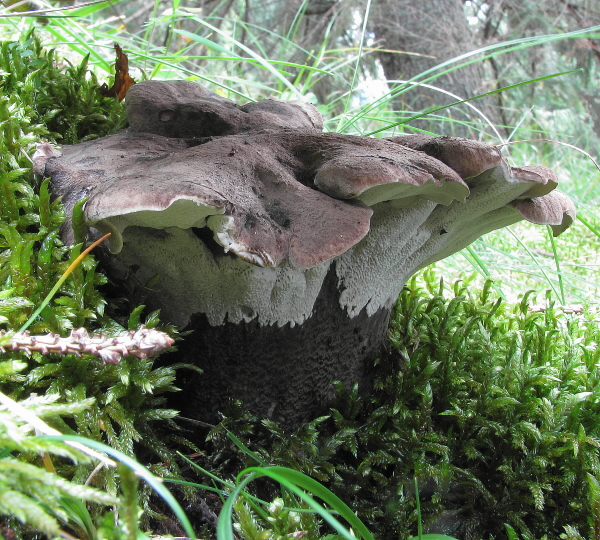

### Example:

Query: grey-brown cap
xmin=125 ymin=80 xmax=323 ymax=138
xmin=34 ymin=81 xmax=576 ymax=328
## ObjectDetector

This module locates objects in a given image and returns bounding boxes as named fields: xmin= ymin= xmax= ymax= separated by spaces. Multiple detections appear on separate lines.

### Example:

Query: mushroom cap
xmin=513 ymin=190 xmax=576 ymax=236
xmin=125 ymin=80 xmax=324 ymax=138
xmin=386 ymin=134 xmax=503 ymax=179
xmin=42 ymin=126 xmax=493 ymax=270
xmin=46 ymin=130 xmax=375 ymax=269
xmin=37 ymin=80 xmax=576 ymax=328
xmin=312 ymin=136 xmax=470 ymax=206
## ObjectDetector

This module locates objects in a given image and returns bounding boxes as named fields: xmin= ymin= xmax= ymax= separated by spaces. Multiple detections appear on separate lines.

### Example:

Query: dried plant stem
xmin=1 ymin=325 xmax=174 ymax=364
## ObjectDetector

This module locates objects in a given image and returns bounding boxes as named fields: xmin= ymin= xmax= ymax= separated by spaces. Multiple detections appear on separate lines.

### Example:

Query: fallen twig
xmin=0 ymin=325 xmax=174 ymax=364
xmin=528 ymin=304 xmax=585 ymax=315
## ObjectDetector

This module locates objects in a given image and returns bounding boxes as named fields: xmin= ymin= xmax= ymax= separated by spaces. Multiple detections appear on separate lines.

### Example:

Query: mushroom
xmin=34 ymin=80 xmax=576 ymax=429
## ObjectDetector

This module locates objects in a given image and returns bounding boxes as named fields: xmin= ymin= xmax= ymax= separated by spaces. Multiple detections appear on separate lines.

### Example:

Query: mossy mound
xmin=203 ymin=273 xmax=600 ymax=540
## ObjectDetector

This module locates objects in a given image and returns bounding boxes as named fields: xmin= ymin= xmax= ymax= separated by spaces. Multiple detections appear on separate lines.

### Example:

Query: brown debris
xmin=98 ymin=43 xmax=135 ymax=102
xmin=1 ymin=326 xmax=174 ymax=364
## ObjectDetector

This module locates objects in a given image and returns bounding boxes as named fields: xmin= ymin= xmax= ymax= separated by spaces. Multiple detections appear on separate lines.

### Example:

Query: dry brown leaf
xmin=98 ymin=43 xmax=135 ymax=101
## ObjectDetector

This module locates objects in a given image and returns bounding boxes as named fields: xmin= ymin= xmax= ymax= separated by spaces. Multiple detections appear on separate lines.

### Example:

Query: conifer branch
xmin=0 ymin=326 xmax=174 ymax=364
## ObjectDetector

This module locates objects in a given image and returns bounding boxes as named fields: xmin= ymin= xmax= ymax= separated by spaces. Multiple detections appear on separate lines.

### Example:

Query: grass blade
xmin=17 ymin=233 xmax=111 ymax=334
xmin=365 ymin=70 xmax=580 ymax=136
xmin=222 ymin=466 xmax=375 ymax=540
xmin=40 ymin=435 xmax=197 ymax=539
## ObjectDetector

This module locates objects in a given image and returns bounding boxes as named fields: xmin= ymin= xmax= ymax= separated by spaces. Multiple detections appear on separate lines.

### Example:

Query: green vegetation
xmin=0 ymin=2 xmax=598 ymax=539
xmin=0 ymin=377 xmax=118 ymax=539
xmin=0 ymin=31 xmax=194 ymax=537
xmin=0 ymin=380 xmax=195 ymax=539
xmin=201 ymin=273 xmax=600 ymax=539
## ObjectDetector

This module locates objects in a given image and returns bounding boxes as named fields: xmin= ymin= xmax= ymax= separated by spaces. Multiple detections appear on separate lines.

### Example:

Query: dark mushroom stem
xmin=34 ymin=80 xmax=575 ymax=429
xmin=178 ymin=268 xmax=391 ymax=424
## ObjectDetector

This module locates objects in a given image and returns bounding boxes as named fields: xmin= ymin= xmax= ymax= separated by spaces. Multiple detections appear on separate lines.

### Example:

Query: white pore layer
xmin=111 ymin=226 xmax=330 ymax=328
xmin=334 ymin=164 xmax=537 ymax=318
xmin=106 ymin=162 xmax=537 ymax=328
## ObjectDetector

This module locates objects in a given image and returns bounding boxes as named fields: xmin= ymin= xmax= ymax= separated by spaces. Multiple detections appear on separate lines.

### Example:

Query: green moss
xmin=0 ymin=34 xmax=191 ymax=530
xmin=206 ymin=271 xmax=600 ymax=540
xmin=0 ymin=33 xmax=127 ymax=144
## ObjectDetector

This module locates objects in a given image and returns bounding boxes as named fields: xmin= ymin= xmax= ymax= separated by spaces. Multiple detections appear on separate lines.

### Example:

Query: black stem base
xmin=167 ymin=268 xmax=391 ymax=430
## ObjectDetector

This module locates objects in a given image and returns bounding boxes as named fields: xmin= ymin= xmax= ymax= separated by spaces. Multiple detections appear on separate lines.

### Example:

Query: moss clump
xmin=0 ymin=34 xmax=192 ymax=535
xmin=203 ymin=272 xmax=600 ymax=540
xmin=0 ymin=33 xmax=127 ymax=145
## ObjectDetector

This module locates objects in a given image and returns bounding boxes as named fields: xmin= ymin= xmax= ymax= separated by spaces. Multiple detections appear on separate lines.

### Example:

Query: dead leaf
xmin=98 ymin=43 xmax=135 ymax=101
